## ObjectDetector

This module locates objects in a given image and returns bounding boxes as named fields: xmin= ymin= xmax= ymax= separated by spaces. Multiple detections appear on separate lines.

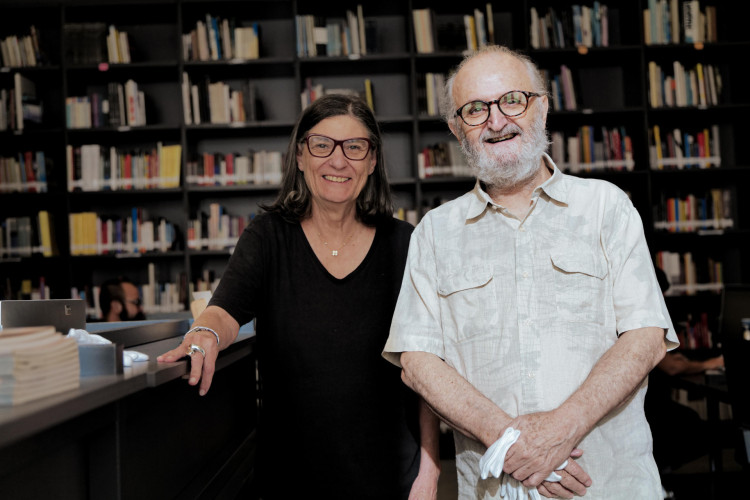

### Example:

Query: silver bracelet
xmin=184 ymin=326 xmax=220 ymax=345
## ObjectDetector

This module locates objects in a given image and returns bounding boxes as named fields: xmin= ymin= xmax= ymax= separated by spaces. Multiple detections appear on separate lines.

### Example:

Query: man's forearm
xmin=401 ymin=351 xmax=511 ymax=447
xmin=558 ymin=326 xmax=667 ymax=443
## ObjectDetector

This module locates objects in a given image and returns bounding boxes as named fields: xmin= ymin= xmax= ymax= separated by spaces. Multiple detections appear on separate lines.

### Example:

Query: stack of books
xmin=0 ymin=326 xmax=80 ymax=406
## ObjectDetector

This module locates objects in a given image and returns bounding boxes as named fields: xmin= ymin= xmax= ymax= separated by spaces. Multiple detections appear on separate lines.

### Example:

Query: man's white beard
xmin=459 ymin=114 xmax=550 ymax=190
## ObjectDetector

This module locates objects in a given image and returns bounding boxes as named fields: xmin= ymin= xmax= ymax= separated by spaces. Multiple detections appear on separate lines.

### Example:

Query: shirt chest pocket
xmin=437 ymin=266 xmax=497 ymax=342
xmin=550 ymin=245 xmax=609 ymax=324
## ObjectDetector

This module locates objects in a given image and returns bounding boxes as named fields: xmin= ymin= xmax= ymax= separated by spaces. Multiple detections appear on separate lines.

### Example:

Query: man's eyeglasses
xmin=303 ymin=134 xmax=373 ymax=161
xmin=127 ymin=298 xmax=142 ymax=307
xmin=456 ymin=90 xmax=542 ymax=126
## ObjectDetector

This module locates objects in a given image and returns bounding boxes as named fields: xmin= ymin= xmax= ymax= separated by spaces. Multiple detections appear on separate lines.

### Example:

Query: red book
xmin=225 ymin=153 xmax=234 ymax=186
xmin=124 ymin=154 xmax=133 ymax=189
xmin=24 ymin=151 xmax=36 ymax=192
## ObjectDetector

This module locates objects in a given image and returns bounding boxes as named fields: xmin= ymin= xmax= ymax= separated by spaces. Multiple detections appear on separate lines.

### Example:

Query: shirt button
xmin=519 ymin=227 xmax=526 ymax=232
xmin=525 ymin=319 xmax=532 ymax=326
xmin=522 ymin=271 xmax=529 ymax=278
xmin=528 ymin=372 xmax=535 ymax=378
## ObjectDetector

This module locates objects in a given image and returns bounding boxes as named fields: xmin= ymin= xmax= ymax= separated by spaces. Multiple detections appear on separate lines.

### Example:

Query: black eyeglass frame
xmin=455 ymin=90 xmax=543 ymax=126
xmin=302 ymin=134 xmax=374 ymax=161
xmin=126 ymin=298 xmax=142 ymax=307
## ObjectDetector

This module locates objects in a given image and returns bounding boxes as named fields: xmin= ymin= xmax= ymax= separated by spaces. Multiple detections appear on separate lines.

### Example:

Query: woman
xmin=158 ymin=94 xmax=440 ymax=499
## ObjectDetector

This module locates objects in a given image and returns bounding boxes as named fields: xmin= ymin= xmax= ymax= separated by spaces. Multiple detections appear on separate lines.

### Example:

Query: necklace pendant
xmin=331 ymin=250 xmax=338 ymax=256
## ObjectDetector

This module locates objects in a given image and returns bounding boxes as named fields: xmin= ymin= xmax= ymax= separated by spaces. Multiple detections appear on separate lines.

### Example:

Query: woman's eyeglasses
xmin=303 ymin=134 xmax=373 ymax=161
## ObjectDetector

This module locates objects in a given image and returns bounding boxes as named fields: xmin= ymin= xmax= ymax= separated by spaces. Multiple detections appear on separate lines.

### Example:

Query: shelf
xmin=1 ymin=0 xmax=749 ymax=303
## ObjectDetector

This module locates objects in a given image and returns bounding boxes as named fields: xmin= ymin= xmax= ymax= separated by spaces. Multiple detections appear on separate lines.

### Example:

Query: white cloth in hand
xmin=479 ymin=427 xmax=520 ymax=480
xmin=479 ymin=426 xmax=568 ymax=499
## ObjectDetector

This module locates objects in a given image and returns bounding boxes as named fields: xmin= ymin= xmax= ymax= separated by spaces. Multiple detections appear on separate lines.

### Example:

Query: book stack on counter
xmin=0 ymin=326 xmax=80 ymax=406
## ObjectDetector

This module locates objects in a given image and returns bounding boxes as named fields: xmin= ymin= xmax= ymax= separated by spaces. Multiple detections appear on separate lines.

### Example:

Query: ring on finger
xmin=187 ymin=344 xmax=206 ymax=357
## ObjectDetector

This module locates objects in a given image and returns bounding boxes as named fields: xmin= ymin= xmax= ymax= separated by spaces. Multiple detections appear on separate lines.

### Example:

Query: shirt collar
xmin=465 ymin=154 xmax=569 ymax=221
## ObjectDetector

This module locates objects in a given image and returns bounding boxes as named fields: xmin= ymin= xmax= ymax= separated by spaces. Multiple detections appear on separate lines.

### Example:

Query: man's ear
xmin=111 ymin=300 xmax=123 ymax=315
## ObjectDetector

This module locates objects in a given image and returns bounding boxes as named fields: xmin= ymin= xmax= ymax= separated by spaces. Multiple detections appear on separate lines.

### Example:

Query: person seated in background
xmin=99 ymin=277 xmax=145 ymax=322
xmin=645 ymin=267 xmax=724 ymax=474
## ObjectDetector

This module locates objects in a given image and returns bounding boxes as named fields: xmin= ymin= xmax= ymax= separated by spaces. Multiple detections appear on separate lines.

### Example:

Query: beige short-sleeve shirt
xmin=384 ymin=156 xmax=678 ymax=500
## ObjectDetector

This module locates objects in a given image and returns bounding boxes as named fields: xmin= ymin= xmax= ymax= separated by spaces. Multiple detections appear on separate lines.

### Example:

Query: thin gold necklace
xmin=317 ymin=226 xmax=357 ymax=257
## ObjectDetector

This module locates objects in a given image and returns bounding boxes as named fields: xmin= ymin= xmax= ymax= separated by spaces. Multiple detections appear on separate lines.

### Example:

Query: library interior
xmin=1 ymin=1 xmax=749 ymax=499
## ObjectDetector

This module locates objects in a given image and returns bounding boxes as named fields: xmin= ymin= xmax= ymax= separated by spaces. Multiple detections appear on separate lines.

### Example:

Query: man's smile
xmin=485 ymin=132 xmax=519 ymax=144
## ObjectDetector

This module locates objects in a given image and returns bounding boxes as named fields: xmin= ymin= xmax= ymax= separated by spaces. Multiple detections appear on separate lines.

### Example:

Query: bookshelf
xmin=1 ymin=0 xmax=748 ymax=332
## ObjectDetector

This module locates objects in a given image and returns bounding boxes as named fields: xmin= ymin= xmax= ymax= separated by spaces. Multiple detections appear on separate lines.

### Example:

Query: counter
xmin=0 ymin=319 xmax=257 ymax=499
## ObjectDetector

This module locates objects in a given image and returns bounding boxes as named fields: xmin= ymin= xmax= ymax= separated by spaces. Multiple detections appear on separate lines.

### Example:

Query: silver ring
xmin=186 ymin=344 xmax=206 ymax=357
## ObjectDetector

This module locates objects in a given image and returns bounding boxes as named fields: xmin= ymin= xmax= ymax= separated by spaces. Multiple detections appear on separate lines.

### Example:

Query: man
xmin=99 ymin=277 xmax=145 ymax=322
xmin=383 ymin=45 xmax=678 ymax=499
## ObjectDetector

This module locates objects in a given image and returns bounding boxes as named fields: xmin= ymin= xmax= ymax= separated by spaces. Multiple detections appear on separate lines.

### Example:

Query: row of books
xmin=66 ymin=80 xmax=147 ymax=129
xmin=186 ymin=150 xmax=283 ymax=187
xmin=300 ymin=78 xmax=374 ymax=112
xmin=0 ymin=211 xmax=56 ymax=259
xmin=0 ymin=26 xmax=44 ymax=68
xmin=549 ymin=126 xmax=635 ymax=173
xmin=0 ymin=74 xmax=42 ymax=132
xmin=649 ymin=125 xmax=721 ymax=170
xmin=187 ymin=203 xmax=251 ymax=250
xmin=66 ymin=143 xmax=182 ymax=192
xmin=0 ymin=151 xmax=48 ymax=193
xmin=105 ymin=25 xmax=131 ymax=64
xmin=68 ymin=209 xmax=179 ymax=256
xmin=544 ymin=65 xmax=577 ymax=111
xmin=643 ymin=0 xmax=718 ymax=45
xmin=417 ymin=142 xmax=471 ymax=179
xmin=412 ymin=4 xmax=495 ymax=54
xmin=183 ymin=14 xmax=261 ymax=62
xmin=181 ymin=74 xmax=262 ymax=125
xmin=530 ymin=3 xmax=612 ymax=49
xmin=648 ymin=61 xmax=722 ymax=108
xmin=654 ymin=188 xmax=733 ymax=233
xmin=0 ymin=326 xmax=80 ymax=407
xmin=295 ymin=6 xmax=369 ymax=58
xmin=416 ymin=73 xmax=446 ymax=117
xmin=656 ymin=250 xmax=723 ymax=296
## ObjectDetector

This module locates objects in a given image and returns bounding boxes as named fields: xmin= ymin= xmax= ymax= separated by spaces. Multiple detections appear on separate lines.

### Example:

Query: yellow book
xmin=696 ymin=63 xmax=706 ymax=106
xmin=364 ymin=79 xmax=374 ymax=112
xmin=653 ymin=125 xmax=663 ymax=169
xmin=37 ymin=210 xmax=54 ymax=257
xmin=161 ymin=144 xmax=182 ymax=188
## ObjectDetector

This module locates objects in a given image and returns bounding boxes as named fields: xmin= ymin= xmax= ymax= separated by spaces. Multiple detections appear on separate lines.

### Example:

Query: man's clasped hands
xmin=480 ymin=412 xmax=593 ymax=499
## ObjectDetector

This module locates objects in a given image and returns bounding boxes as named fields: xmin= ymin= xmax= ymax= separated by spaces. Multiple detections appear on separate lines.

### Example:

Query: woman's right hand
xmin=157 ymin=328 xmax=221 ymax=396
xmin=156 ymin=305 xmax=240 ymax=396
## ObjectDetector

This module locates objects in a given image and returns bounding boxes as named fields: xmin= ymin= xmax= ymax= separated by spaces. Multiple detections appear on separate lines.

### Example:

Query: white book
xmin=347 ymin=10 xmax=360 ymax=55
xmin=119 ymin=31 xmax=130 ymax=63
xmin=474 ymin=9 xmax=486 ymax=48
xmin=191 ymin=84 xmax=201 ymax=124
xmin=683 ymin=0 xmax=700 ymax=43
xmin=13 ymin=73 xmax=36 ymax=131
xmin=530 ymin=8 xmax=540 ymax=49
xmin=196 ymin=21 xmax=209 ymax=61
